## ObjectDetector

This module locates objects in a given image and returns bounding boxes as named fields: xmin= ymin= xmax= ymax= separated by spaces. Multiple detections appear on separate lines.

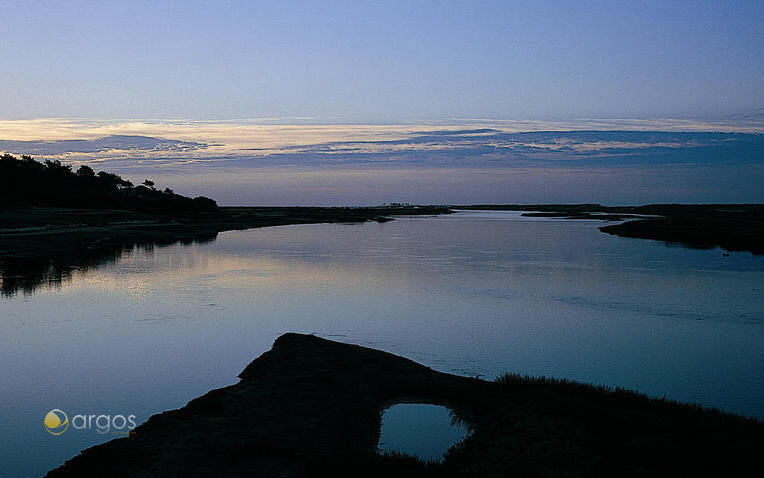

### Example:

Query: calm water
xmin=1 ymin=211 xmax=763 ymax=476
xmin=378 ymin=404 xmax=468 ymax=461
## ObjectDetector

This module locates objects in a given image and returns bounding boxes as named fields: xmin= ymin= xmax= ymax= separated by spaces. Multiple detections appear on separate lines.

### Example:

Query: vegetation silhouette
xmin=0 ymin=154 xmax=224 ymax=295
xmin=0 ymin=154 xmax=217 ymax=215
xmin=47 ymin=334 xmax=764 ymax=477
xmin=0 ymin=154 xmax=451 ymax=296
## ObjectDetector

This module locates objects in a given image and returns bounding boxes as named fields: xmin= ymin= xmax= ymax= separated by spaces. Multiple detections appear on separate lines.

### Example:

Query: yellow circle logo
xmin=44 ymin=409 xmax=68 ymax=435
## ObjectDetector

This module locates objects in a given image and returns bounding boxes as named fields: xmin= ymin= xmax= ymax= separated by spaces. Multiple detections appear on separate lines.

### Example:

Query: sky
xmin=1 ymin=2 xmax=763 ymax=205
xmin=2 ymin=119 xmax=762 ymax=205
xmin=1 ymin=0 xmax=763 ymax=121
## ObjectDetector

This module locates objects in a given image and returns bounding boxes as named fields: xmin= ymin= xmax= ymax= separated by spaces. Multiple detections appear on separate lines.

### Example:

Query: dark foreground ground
xmin=48 ymin=334 xmax=763 ymax=477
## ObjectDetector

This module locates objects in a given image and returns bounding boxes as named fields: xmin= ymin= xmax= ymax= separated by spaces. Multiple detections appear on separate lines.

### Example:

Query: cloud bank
xmin=0 ymin=135 xmax=206 ymax=156
xmin=1 ymin=119 xmax=762 ymax=205
xmin=1 ymin=119 xmax=762 ymax=168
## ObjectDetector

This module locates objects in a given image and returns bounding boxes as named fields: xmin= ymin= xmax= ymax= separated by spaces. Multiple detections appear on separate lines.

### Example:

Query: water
xmin=1 ymin=211 xmax=763 ymax=476
xmin=378 ymin=404 xmax=468 ymax=461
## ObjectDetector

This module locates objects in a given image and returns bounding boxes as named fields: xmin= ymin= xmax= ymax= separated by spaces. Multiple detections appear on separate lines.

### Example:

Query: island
xmin=47 ymin=333 xmax=763 ymax=477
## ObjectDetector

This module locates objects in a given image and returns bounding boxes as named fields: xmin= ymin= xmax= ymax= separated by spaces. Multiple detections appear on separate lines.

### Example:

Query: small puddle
xmin=377 ymin=403 xmax=469 ymax=462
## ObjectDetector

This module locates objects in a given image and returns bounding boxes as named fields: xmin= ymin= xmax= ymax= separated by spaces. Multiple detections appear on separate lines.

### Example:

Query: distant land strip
xmin=456 ymin=204 xmax=764 ymax=255
xmin=2 ymin=154 xmax=762 ymax=255
xmin=2 ymin=204 xmax=764 ymax=260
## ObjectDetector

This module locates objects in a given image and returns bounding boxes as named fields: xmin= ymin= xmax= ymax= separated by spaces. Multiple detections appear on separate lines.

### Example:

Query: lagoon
xmin=1 ymin=210 xmax=763 ymax=476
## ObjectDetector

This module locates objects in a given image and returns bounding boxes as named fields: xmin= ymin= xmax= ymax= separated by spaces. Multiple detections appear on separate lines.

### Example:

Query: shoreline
xmin=2 ymin=203 xmax=762 ymax=295
xmin=3 ymin=203 xmax=763 ymax=257
xmin=456 ymin=203 xmax=764 ymax=255
xmin=0 ymin=205 xmax=449 ymax=295
xmin=47 ymin=333 xmax=764 ymax=477
xmin=0 ymin=205 xmax=452 ymax=258
xmin=5 ymin=207 xmax=762 ymax=473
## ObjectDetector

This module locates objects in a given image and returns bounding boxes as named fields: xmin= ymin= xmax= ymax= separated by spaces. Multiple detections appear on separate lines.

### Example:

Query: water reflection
xmin=2 ymin=211 xmax=763 ymax=476
xmin=378 ymin=403 xmax=469 ymax=462
xmin=0 ymin=233 xmax=217 ymax=296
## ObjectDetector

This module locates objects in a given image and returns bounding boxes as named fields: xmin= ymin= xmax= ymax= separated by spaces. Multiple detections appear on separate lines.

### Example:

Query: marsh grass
xmin=48 ymin=334 xmax=764 ymax=478
xmin=437 ymin=372 xmax=764 ymax=476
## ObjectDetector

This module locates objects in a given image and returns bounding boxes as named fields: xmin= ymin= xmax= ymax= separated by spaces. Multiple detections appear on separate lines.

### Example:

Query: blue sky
xmin=2 ymin=0 xmax=763 ymax=121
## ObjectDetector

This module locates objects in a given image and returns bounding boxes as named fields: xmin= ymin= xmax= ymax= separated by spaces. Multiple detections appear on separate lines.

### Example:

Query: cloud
xmin=0 ymin=135 xmax=206 ymax=156
xmin=3 ymin=119 xmax=760 ymax=205
xmin=0 ymin=119 xmax=761 ymax=170
xmin=200 ymin=130 xmax=764 ymax=170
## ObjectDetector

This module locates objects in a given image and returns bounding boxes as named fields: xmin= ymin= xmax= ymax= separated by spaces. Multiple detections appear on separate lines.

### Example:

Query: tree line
xmin=0 ymin=154 xmax=217 ymax=214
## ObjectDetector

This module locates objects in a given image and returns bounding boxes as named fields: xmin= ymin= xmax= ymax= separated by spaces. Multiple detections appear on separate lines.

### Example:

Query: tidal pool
xmin=378 ymin=403 xmax=469 ymax=462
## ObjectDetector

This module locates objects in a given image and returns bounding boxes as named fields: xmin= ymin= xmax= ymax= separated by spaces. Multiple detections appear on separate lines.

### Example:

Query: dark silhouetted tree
xmin=0 ymin=154 xmax=216 ymax=214
xmin=76 ymin=165 xmax=96 ymax=177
